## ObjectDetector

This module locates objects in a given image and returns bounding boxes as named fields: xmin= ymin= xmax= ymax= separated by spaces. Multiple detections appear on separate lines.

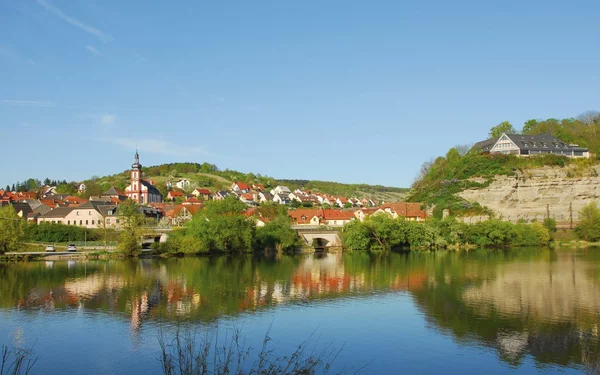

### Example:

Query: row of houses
xmin=244 ymin=202 xmax=428 ymax=228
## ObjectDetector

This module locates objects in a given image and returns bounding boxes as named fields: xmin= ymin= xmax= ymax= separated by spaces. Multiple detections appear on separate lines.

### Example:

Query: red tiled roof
xmin=288 ymin=209 xmax=322 ymax=224
xmin=322 ymin=209 xmax=355 ymax=220
xmin=382 ymin=202 xmax=427 ymax=219
xmin=233 ymin=181 xmax=250 ymax=190
xmin=168 ymin=190 xmax=184 ymax=197
xmin=194 ymin=188 xmax=212 ymax=195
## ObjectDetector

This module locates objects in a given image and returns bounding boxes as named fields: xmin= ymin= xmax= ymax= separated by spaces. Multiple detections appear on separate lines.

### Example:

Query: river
xmin=1 ymin=249 xmax=599 ymax=374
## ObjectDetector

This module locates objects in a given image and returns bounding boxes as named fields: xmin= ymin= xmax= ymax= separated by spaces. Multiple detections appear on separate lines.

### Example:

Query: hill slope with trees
xmin=408 ymin=111 xmax=600 ymax=218
xmin=9 ymin=162 xmax=408 ymax=202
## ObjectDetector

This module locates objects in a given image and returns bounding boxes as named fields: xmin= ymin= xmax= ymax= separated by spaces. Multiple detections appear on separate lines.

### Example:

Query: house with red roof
xmin=231 ymin=181 xmax=250 ymax=193
xmin=382 ymin=202 xmax=427 ymax=221
xmin=288 ymin=209 xmax=323 ymax=225
xmin=336 ymin=196 xmax=349 ymax=208
xmin=182 ymin=197 xmax=203 ymax=206
xmin=321 ymin=209 xmax=355 ymax=226
xmin=167 ymin=190 xmax=185 ymax=201
xmin=191 ymin=188 xmax=212 ymax=200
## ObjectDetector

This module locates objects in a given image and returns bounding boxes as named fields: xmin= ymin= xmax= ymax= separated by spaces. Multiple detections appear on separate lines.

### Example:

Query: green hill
xmin=408 ymin=112 xmax=600 ymax=218
xmin=74 ymin=162 xmax=408 ymax=202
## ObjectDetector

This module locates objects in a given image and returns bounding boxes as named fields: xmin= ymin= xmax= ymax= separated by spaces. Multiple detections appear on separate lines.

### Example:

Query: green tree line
xmin=342 ymin=215 xmax=553 ymax=251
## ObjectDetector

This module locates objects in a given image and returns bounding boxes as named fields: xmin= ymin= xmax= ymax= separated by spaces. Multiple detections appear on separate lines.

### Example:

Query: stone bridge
xmin=292 ymin=226 xmax=343 ymax=248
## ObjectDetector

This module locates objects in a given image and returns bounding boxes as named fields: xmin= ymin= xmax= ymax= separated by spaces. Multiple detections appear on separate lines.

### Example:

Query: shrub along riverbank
xmin=153 ymin=198 xmax=301 ymax=256
xmin=342 ymin=215 xmax=553 ymax=251
xmin=4 ymin=200 xmax=600 ymax=259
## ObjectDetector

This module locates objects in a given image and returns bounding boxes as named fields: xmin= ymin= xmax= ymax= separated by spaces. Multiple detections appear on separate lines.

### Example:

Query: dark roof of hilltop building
xmin=473 ymin=133 xmax=589 ymax=153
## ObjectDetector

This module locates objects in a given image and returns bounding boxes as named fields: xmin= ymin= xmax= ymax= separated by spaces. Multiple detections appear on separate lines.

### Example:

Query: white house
xmin=175 ymin=179 xmax=191 ymax=190
xmin=273 ymin=193 xmax=291 ymax=205
xmin=258 ymin=192 xmax=273 ymax=203
xmin=336 ymin=197 xmax=349 ymax=208
xmin=270 ymin=186 xmax=291 ymax=196
xmin=474 ymin=133 xmax=590 ymax=158
xmin=231 ymin=181 xmax=250 ymax=193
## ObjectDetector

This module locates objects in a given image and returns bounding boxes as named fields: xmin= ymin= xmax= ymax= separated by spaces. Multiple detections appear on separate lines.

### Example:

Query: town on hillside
xmin=0 ymin=152 xmax=427 ymax=229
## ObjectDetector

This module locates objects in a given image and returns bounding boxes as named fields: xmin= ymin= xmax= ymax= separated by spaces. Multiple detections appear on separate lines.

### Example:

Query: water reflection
xmin=1 ymin=249 xmax=599 ymax=369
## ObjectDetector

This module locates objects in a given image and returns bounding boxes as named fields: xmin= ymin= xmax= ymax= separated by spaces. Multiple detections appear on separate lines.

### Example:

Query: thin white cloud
xmin=99 ymin=114 xmax=116 ymax=124
xmin=37 ymin=0 xmax=113 ymax=43
xmin=110 ymin=138 xmax=209 ymax=157
xmin=0 ymin=100 xmax=53 ymax=107
xmin=85 ymin=44 xmax=102 ymax=56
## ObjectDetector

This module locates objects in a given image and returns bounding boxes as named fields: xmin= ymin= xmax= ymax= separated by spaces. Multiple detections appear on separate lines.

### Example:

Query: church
xmin=124 ymin=152 xmax=163 ymax=204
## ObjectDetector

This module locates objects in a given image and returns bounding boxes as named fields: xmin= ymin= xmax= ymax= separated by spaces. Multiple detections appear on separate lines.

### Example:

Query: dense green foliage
xmin=24 ymin=222 xmax=102 ymax=243
xmin=161 ymin=197 xmax=300 ymax=255
xmin=489 ymin=121 xmax=518 ymax=138
xmin=575 ymin=202 xmax=600 ymax=242
xmin=116 ymin=200 xmax=145 ymax=256
xmin=0 ymin=206 xmax=23 ymax=254
xmin=342 ymin=216 xmax=552 ymax=251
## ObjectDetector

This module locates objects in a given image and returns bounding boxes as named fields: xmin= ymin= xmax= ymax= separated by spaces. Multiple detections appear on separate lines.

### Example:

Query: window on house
xmin=76 ymin=211 xmax=79 ymax=216
xmin=106 ymin=219 xmax=110 ymax=224
xmin=80 ymin=220 xmax=83 ymax=225
xmin=67 ymin=220 xmax=70 ymax=225
xmin=86 ymin=220 xmax=88 ymax=225
xmin=92 ymin=220 xmax=95 ymax=225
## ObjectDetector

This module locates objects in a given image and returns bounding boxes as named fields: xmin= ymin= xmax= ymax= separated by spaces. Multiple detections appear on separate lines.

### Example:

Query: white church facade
xmin=124 ymin=152 xmax=163 ymax=204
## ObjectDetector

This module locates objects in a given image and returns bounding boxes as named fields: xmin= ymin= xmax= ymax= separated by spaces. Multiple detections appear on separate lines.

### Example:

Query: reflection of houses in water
xmin=130 ymin=280 xmax=165 ymax=333
xmin=63 ymin=274 xmax=126 ymax=298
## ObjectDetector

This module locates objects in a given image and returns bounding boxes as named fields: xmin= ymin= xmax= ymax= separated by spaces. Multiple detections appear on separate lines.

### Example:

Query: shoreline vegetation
xmin=1 ymin=327 xmax=350 ymax=375
xmin=2 ymin=199 xmax=600 ymax=262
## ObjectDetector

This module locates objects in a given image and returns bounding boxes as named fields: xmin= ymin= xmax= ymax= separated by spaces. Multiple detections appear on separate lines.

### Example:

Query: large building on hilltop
xmin=473 ymin=133 xmax=590 ymax=158
xmin=124 ymin=152 xmax=163 ymax=204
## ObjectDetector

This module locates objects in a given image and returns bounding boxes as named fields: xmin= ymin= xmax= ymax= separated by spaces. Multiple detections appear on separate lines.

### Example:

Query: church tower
xmin=130 ymin=151 xmax=142 ymax=203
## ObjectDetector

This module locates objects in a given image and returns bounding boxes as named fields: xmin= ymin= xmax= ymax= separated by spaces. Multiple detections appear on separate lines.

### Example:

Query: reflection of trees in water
xmin=2 ymin=250 xmax=600 ymax=369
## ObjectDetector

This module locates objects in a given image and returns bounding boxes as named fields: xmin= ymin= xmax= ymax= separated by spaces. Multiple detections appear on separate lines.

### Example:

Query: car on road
xmin=45 ymin=245 xmax=56 ymax=252
xmin=67 ymin=244 xmax=77 ymax=252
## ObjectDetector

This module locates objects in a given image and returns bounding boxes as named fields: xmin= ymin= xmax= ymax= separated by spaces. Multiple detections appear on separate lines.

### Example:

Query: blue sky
xmin=1 ymin=0 xmax=599 ymax=188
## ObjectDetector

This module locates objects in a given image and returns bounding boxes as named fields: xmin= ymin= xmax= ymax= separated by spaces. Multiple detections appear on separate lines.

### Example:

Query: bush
xmin=23 ymin=222 xmax=101 ymax=243
xmin=575 ymin=202 xmax=600 ymax=242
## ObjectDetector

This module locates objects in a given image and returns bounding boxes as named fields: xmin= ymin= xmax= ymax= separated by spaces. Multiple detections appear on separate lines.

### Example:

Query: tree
xmin=489 ymin=121 xmax=518 ymax=138
xmin=575 ymin=202 xmax=600 ymax=242
xmin=0 ymin=206 xmax=23 ymax=254
xmin=117 ymin=200 xmax=145 ymax=256
xmin=256 ymin=216 xmax=300 ymax=253
xmin=577 ymin=110 xmax=600 ymax=125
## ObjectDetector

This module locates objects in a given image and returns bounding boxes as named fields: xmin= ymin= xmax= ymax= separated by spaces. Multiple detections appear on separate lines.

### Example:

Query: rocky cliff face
xmin=457 ymin=165 xmax=600 ymax=223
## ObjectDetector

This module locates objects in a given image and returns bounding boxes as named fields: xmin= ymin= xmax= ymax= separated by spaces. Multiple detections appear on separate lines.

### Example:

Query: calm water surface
xmin=1 ymin=249 xmax=600 ymax=374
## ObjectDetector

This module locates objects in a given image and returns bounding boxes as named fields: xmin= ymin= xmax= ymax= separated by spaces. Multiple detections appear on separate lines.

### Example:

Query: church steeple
xmin=132 ymin=150 xmax=142 ymax=171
